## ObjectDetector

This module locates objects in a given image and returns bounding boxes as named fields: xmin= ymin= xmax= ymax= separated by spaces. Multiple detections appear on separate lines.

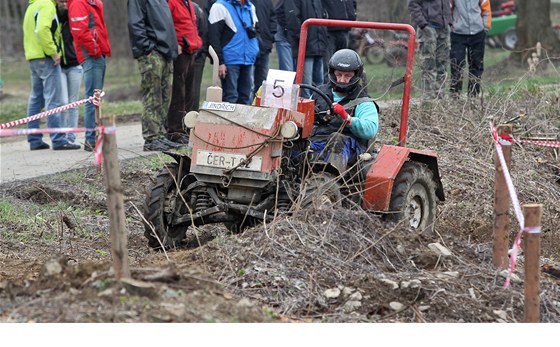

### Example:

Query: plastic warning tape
xmin=490 ymin=124 xmax=525 ymax=289
xmin=517 ymin=139 xmax=560 ymax=148
xmin=0 ymin=96 xmax=97 ymax=129
xmin=0 ymin=126 xmax=115 ymax=166
xmin=0 ymin=126 xmax=115 ymax=137
xmin=497 ymin=132 xmax=560 ymax=149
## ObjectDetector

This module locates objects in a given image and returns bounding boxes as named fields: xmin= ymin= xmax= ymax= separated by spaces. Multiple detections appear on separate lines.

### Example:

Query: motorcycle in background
xmin=348 ymin=28 xmax=386 ymax=64
xmin=384 ymin=30 xmax=408 ymax=67
xmin=349 ymin=28 xmax=408 ymax=67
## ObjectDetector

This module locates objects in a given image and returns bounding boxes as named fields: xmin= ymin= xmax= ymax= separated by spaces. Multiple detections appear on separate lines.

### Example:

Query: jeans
xmin=168 ymin=52 xmax=196 ymax=134
xmin=60 ymin=65 xmax=83 ymax=143
xmin=82 ymin=56 xmax=106 ymax=144
xmin=26 ymin=58 xmax=66 ymax=147
xmin=252 ymin=52 xmax=270 ymax=97
xmin=275 ymin=25 xmax=294 ymax=71
xmin=221 ymin=64 xmax=253 ymax=105
xmin=450 ymin=30 xmax=486 ymax=96
xmin=190 ymin=54 xmax=206 ymax=111
xmin=300 ymin=56 xmax=324 ymax=99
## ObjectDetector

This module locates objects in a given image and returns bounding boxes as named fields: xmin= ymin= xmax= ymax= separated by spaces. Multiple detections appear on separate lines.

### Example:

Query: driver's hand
xmin=333 ymin=103 xmax=352 ymax=125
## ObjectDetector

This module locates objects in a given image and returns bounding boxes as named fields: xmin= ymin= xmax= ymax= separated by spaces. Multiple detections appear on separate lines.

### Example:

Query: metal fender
xmin=362 ymin=145 xmax=445 ymax=211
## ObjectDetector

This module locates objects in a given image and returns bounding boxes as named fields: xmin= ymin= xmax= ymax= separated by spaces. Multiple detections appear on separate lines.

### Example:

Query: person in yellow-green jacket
xmin=23 ymin=0 xmax=80 ymax=150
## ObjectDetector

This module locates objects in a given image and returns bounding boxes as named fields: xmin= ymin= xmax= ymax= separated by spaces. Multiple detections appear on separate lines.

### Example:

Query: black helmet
xmin=328 ymin=49 xmax=364 ymax=93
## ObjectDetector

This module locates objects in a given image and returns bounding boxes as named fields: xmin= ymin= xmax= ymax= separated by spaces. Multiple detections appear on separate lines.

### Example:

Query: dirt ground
xmin=1 ymin=88 xmax=559 ymax=323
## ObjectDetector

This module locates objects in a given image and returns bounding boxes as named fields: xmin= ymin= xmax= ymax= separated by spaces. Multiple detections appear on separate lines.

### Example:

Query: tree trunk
xmin=513 ymin=0 xmax=560 ymax=63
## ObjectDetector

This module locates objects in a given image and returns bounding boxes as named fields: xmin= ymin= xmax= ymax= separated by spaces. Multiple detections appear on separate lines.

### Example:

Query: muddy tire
xmin=385 ymin=46 xmax=407 ymax=67
xmin=143 ymin=164 xmax=188 ymax=250
xmin=365 ymin=46 xmax=385 ymax=65
xmin=300 ymin=173 xmax=342 ymax=209
xmin=388 ymin=162 xmax=437 ymax=233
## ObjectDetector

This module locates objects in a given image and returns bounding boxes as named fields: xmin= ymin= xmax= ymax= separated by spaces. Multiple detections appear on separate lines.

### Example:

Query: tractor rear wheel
xmin=143 ymin=164 xmax=188 ymax=249
xmin=300 ymin=173 xmax=342 ymax=209
xmin=388 ymin=162 xmax=437 ymax=233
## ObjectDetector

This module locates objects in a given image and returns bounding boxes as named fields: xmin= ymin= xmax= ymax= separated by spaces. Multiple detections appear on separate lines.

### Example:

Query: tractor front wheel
xmin=388 ymin=162 xmax=437 ymax=233
xmin=300 ymin=173 xmax=342 ymax=209
xmin=143 ymin=164 xmax=189 ymax=249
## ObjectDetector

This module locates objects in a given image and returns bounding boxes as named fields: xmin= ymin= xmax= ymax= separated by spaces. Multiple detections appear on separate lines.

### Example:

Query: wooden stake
xmin=493 ymin=124 xmax=513 ymax=269
xmin=95 ymin=89 xmax=131 ymax=279
xmin=523 ymin=203 xmax=542 ymax=323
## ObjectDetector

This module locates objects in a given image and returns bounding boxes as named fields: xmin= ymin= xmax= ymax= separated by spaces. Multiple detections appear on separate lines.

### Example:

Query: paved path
xmin=0 ymin=122 xmax=147 ymax=184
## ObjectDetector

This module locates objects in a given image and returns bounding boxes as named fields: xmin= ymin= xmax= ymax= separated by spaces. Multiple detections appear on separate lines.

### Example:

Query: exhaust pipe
xmin=206 ymin=45 xmax=223 ymax=102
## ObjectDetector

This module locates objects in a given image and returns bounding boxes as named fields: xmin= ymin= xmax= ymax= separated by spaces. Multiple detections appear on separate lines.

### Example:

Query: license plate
xmin=196 ymin=150 xmax=262 ymax=171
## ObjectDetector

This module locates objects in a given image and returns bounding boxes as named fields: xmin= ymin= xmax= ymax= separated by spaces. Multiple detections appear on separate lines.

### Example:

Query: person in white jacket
xmin=449 ymin=0 xmax=492 ymax=98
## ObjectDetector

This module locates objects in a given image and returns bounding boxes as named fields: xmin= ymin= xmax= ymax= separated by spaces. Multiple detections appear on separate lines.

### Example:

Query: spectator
xmin=274 ymin=0 xmax=294 ymax=71
xmin=251 ymin=0 xmax=277 ymax=97
xmin=408 ymin=0 xmax=452 ymax=101
xmin=189 ymin=1 xmax=210 ymax=112
xmin=285 ymin=0 xmax=328 ymax=99
xmin=311 ymin=49 xmax=379 ymax=171
xmin=128 ymin=0 xmax=181 ymax=152
xmin=450 ymin=0 xmax=492 ymax=98
xmin=321 ymin=0 xmax=356 ymax=74
xmin=56 ymin=0 xmax=83 ymax=144
xmin=208 ymin=0 xmax=259 ymax=105
xmin=68 ymin=0 xmax=111 ymax=151
xmin=167 ymin=0 xmax=203 ymax=144
xmin=23 ymin=0 xmax=80 ymax=150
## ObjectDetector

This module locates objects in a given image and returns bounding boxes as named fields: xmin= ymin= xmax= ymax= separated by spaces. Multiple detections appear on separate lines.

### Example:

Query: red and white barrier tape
xmin=0 ymin=126 xmax=115 ymax=166
xmin=0 ymin=96 xmax=97 ymax=129
xmin=517 ymin=138 xmax=560 ymax=148
xmin=497 ymin=132 xmax=560 ymax=149
xmin=0 ymin=126 xmax=115 ymax=137
xmin=490 ymin=124 xmax=525 ymax=288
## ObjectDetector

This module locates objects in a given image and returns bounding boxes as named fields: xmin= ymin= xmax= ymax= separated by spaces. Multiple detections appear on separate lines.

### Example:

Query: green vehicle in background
xmin=486 ymin=1 xmax=517 ymax=50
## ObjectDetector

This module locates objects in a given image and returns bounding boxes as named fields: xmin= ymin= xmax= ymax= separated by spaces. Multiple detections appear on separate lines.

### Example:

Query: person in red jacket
xmin=68 ymin=0 xmax=111 ymax=151
xmin=166 ymin=0 xmax=203 ymax=144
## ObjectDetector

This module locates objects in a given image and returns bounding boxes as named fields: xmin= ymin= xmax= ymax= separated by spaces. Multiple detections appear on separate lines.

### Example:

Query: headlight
xmin=183 ymin=111 xmax=199 ymax=129
xmin=280 ymin=121 xmax=298 ymax=139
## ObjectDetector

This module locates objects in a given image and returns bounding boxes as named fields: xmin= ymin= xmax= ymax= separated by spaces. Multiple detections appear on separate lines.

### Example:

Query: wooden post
xmin=95 ymin=89 xmax=131 ymax=279
xmin=523 ymin=203 xmax=542 ymax=323
xmin=493 ymin=124 xmax=513 ymax=269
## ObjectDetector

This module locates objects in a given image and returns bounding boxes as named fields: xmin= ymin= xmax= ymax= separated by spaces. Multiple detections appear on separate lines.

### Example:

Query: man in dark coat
xmin=128 ymin=0 xmax=181 ymax=151
xmin=251 ymin=0 xmax=277 ymax=97
xmin=284 ymin=0 xmax=328 ymax=98
xmin=321 ymin=0 xmax=356 ymax=74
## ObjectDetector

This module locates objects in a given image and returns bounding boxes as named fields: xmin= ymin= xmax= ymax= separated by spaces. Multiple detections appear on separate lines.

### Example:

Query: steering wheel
xmin=299 ymin=84 xmax=335 ymax=124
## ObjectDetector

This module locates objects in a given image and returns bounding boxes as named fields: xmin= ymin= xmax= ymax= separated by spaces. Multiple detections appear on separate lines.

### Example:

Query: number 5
xmin=272 ymin=79 xmax=285 ymax=98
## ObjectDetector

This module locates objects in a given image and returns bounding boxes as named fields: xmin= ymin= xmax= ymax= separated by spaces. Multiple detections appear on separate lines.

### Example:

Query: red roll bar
xmin=295 ymin=19 xmax=416 ymax=147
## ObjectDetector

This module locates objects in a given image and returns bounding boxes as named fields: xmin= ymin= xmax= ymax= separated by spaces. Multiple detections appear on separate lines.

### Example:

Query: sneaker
xmin=84 ymin=141 xmax=96 ymax=152
xmin=167 ymin=132 xmax=190 ymax=144
xmin=30 ymin=142 xmax=50 ymax=151
xmin=143 ymin=138 xmax=180 ymax=152
xmin=52 ymin=142 xmax=81 ymax=150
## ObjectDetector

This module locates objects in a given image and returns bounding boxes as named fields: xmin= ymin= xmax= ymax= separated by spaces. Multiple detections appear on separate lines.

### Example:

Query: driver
xmin=310 ymin=49 xmax=379 ymax=171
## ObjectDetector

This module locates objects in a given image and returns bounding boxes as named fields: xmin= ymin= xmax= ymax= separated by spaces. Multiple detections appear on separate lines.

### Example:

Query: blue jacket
xmin=208 ymin=0 xmax=259 ymax=65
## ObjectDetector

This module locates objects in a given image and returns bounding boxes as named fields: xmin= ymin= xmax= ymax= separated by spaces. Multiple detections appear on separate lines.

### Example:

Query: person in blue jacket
xmin=208 ymin=0 xmax=259 ymax=104
xmin=311 ymin=49 xmax=379 ymax=171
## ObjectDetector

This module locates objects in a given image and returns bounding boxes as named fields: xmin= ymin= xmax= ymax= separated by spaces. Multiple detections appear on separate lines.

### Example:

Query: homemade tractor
xmin=142 ymin=19 xmax=445 ymax=250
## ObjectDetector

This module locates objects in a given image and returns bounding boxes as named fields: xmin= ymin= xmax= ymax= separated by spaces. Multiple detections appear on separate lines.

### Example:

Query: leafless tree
xmin=512 ymin=0 xmax=560 ymax=63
